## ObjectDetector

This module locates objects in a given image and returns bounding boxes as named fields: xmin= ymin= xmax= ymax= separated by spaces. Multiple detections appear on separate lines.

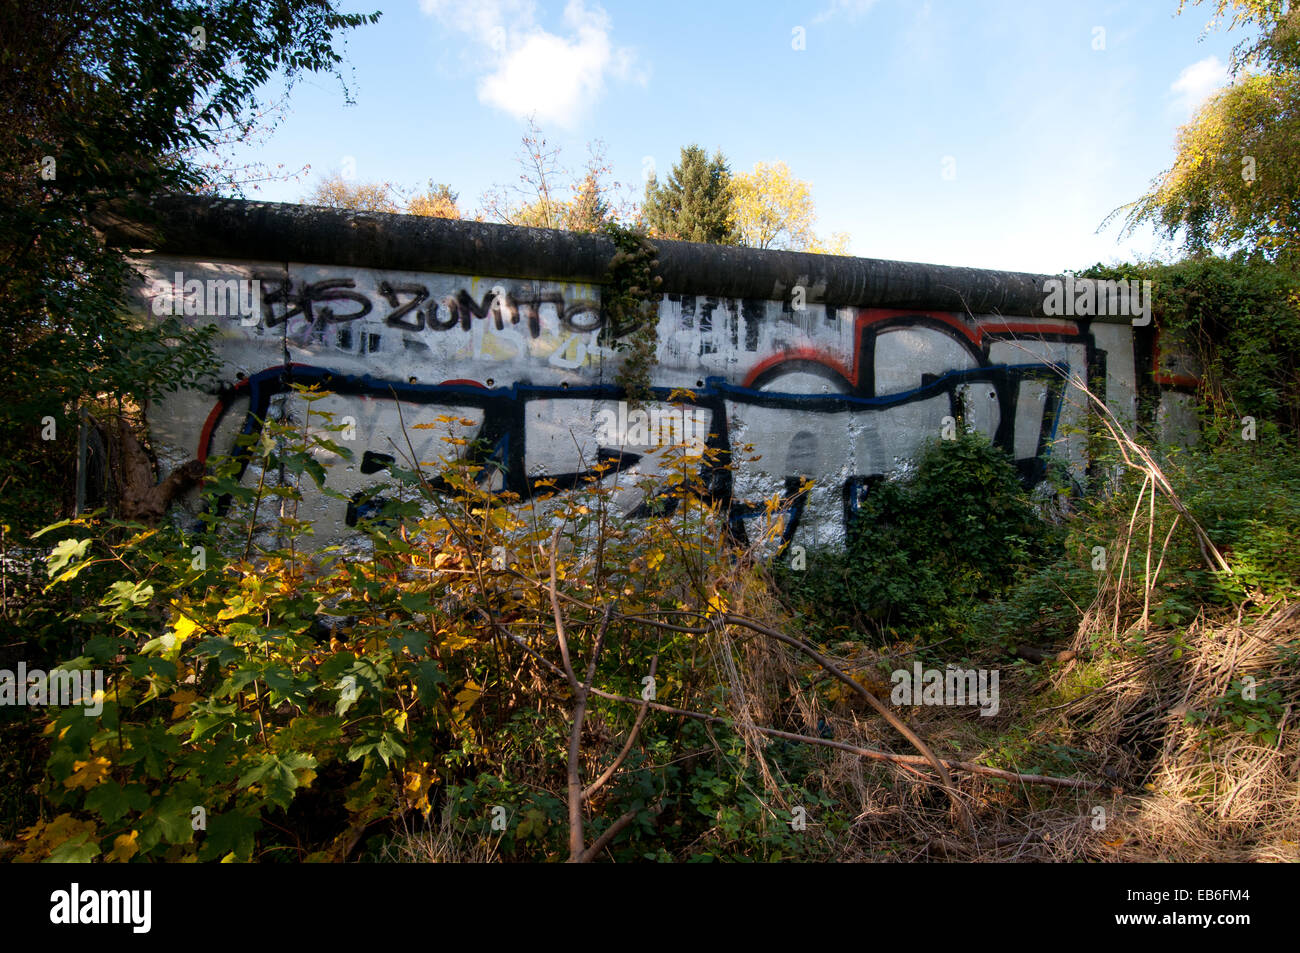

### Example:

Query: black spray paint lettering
xmin=203 ymin=360 xmax=1067 ymax=548
xmin=257 ymin=276 xmax=373 ymax=327
xmin=251 ymin=276 xmax=603 ymax=339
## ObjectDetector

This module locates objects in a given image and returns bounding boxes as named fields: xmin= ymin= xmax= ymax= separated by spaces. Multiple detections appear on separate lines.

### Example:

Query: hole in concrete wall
xmin=486 ymin=378 xmax=495 ymax=387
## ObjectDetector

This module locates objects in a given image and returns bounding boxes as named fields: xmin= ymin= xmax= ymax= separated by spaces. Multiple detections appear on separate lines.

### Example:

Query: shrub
xmin=779 ymin=429 xmax=1055 ymax=645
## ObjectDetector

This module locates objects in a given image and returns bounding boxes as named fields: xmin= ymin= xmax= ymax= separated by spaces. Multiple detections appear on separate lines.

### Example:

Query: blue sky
xmin=218 ymin=0 xmax=1246 ymax=274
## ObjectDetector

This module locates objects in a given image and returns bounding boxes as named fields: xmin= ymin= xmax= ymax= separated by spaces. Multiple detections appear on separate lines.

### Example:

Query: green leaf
xmin=410 ymin=659 xmax=446 ymax=704
xmin=153 ymin=795 xmax=201 ymax=846
xmin=237 ymin=750 xmax=317 ymax=809
xmin=347 ymin=731 xmax=406 ymax=767
xmin=100 ymin=580 xmax=154 ymax=611
xmin=46 ymin=537 xmax=91 ymax=580
xmin=199 ymin=810 xmax=261 ymax=862
xmin=45 ymin=832 xmax=101 ymax=863
xmin=31 ymin=519 xmax=80 ymax=539
xmin=84 ymin=781 xmax=150 ymax=825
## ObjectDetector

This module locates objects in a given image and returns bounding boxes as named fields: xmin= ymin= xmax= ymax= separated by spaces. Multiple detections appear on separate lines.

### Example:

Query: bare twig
xmin=722 ymin=613 xmax=974 ymax=832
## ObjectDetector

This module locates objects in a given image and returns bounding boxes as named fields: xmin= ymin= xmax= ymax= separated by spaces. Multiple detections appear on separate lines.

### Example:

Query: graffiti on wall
xmin=135 ymin=258 xmax=1120 ymax=550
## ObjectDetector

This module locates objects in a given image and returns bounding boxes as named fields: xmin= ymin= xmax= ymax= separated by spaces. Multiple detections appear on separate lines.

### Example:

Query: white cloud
xmin=420 ymin=0 xmax=643 ymax=128
xmin=1170 ymin=55 xmax=1230 ymax=116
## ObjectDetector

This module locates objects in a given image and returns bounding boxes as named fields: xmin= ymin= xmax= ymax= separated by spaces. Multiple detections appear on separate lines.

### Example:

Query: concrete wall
xmin=107 ymin=196 xmax=1162 ymax=551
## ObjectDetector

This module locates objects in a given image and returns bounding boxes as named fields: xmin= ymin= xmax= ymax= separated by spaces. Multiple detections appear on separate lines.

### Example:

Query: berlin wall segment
xmin=105 ymin=196 xmax=1149 ymax=551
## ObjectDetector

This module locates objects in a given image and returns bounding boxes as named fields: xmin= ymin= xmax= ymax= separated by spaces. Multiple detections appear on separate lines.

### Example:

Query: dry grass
xmin=734 ymin=596 xmax=1298 ymax=862
xmin=379 ymin=801 xmax=503 ymax=863
xmin=1052 ymin=597 xmax=1300 ymax=862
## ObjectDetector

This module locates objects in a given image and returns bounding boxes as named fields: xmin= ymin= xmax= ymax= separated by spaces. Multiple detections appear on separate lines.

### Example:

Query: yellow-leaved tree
xmin=306 ymin=173 xmax=401 ymax=213
xmin=407 ymin=183 xmax=462 ymax=220
xmin=305 ymin=175 xmax=462 ymax=219
xmin=729 ymin=160 xmax=851 ymax=254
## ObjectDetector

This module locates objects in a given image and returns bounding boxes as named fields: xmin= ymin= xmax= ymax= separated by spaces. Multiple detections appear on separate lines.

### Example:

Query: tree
xmin=407 ymin=182 xmax=461 ymax=220
xmin=479 ymin=120 xmax=624 ymax=232
xmin=188 ymin=94 xmax=312 ymax=197
xmin=0 ymin=1 xmax=379 ymax=531
xmin=642 ymin=145 xmax=738 ymax=244
xmin=1109 ymin=1 xmax=1300 ymax=263
xmin=307 ymin=174 xmax=401 ymax=213
xmin=303 ymin=176 xmax=461 ymax=218
xmin=730 ymin=160 xmax=851 ymax=254
xmin=565 ymin=163 xmax=612 ymax=232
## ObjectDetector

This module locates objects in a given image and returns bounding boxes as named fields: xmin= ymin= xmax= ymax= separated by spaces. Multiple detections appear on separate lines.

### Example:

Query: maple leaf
xmin=64 ymin=756 xmax=112 ymax=790
xmin=168 ymin=689 xmax=198 ymax=720
xmin=107 ymin=830 xmax=140 ymax=863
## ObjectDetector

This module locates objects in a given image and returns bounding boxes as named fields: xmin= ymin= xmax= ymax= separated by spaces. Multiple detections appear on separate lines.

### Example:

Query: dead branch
xmin=721 ymin=613 xmax=973 ymax=832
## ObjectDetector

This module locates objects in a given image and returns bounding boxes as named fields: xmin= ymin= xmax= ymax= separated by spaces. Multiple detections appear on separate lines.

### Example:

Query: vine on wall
xmin=600 ymin=222 xmax=662 ymax=406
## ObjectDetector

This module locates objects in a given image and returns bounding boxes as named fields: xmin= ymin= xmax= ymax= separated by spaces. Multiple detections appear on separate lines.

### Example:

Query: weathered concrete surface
xmin=100 ymin=194 xmax=1109 ymax=319
xmin=102 ymin=196 xmax=1171 ymax=551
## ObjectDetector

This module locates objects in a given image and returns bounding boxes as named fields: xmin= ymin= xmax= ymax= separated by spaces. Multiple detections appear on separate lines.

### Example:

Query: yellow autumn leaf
xmin=707 ymin=593 xmax=728 ymax=615
xmin=107 ymin=831 xmax=139 ymax=863
xmin=173 ymin=614 xmax=200 ymax=643
xmin=169 ymin=689 xmax=198 ymax=720
xmin=403 ymin=763 xmax=437 ymax=814
xmin=440 ymin=629 xmax=476 ymax=652
xmin=18 ymin=819 xmax=47 ymax=843
xmin=64 ymin=757 xmax=112 ymax=790
xmin=454 ymin=679 xmax=482 ymax=711
xmin=16 ymin=814 xmax=98 ymax=861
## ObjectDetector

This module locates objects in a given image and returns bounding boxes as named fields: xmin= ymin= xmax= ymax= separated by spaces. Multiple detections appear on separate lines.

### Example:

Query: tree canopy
xmin=475 ymin=120 xmax=622 ymax=232
xmin=1110 ymin=1 xmax=1300 ymax=262
xmin=641 ymin=145 xmax=738 ymax=245
xmin=730 ymin=160 xmax=851 ymax=254
xmin=307 ymin=174 xmax=401 ymax=213
xmin=0 ymin=0 xmax=380 ymax=531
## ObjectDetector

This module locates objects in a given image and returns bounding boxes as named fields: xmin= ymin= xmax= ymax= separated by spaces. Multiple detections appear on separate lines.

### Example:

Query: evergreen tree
xmin=642 ymin=145 xmax=738 ymax=244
